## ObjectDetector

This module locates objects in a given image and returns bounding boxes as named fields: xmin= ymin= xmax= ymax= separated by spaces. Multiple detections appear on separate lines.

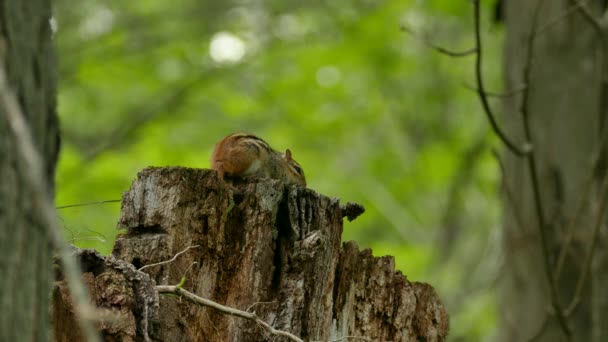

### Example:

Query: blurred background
xmin=53 ymin=0 xmax=504 ymax=340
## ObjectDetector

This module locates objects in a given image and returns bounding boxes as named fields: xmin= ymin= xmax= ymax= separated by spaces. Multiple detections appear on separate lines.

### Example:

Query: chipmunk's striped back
xmin=224 ymin=133 xmax=272 ymax=154
xmin=211 ymin=132 xmax=306 ymax=186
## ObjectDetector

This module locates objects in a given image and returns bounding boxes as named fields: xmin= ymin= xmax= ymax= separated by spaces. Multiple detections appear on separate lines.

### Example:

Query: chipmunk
xmin=210 ymin=132 xmax=306 ymax=186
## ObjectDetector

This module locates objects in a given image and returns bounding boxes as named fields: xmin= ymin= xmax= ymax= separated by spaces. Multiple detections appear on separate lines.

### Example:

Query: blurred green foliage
xmin=53 ymin=0 xmax=505 ymax=340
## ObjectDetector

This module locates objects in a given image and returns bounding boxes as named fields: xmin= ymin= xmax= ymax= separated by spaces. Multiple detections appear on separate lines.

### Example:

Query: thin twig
xmin=326 ymin=337 xmax=374 ymax=342
xmin=519 ymin=0 xmax=571 ymax=337
xmin=139 ymin=245 xmax=201 ymax=271
xmin=246 ymin=301 xmax=277 ymax=313
xmin=492 ymin=149 xmax=526 ymax=232
xmin=437 ymin=132 xmax=487 ymax=261
xmin=473 ymin=0 xmax=530 ymax=156
xmin=400 ymin=24 xmax=477 ymax=57
xmin=565 ymin=177 xmax=608 ymax=316
xmin=572 ymin=0 xmax=605 ymax=35
xmin=0 ymin=48 xmax=100 ymax=341
xmin=571 ymin=0 xmax=608 ymax=133
xmin=554 ymin=0 xmax=608 ymax=282
xmin=554 ymin=171 xmax=596 ymax=279
xmin=525 ymin=314 xmax=550 ymax=342
xmin=156 ymin=285 xmax=304 ymax=342
xmin=535 ymin=3 xmax=579 ymax=36
xmin=56 ymin=199 xmax=121 ymax=209
xmin=552 ymin=0 xmax=608 ymax=313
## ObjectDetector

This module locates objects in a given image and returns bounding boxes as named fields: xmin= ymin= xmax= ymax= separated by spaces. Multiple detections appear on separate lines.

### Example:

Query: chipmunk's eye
xmin=293 ymin=165 xmax=302 ymax=175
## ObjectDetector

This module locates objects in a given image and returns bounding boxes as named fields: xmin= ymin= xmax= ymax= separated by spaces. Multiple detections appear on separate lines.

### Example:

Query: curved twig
xmin=56 ymin=199 xmax=121 ymax=209
xmin=519 ymin=0 xmax=571 ymax=337
xmin=157 ymin=285 xmax=304 ymax=342
xmin=401 ymin=24 xmax=477 ymax=57
xmin=565 ymin=178 xmax=608 ymax=315
xmin=473 ymin=0 xmax=530 ymax=156
xmin=138 ymin=245 xmax=200 ymax=271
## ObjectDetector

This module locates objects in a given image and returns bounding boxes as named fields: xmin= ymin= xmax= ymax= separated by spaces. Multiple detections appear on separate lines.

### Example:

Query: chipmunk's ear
xmin=284 ymin=149 xmax=293 ymax=160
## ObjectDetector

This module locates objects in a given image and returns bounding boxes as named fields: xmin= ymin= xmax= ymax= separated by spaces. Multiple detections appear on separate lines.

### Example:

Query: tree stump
xmin=52 ymin=248 xmax=160 ymax=342
xmin=55 ymin=167 xmax=449 ymax=341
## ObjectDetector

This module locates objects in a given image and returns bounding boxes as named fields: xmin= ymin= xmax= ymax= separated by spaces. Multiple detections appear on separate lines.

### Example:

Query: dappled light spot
xmin=49 ymin=17 xmax=58 ymax=35
xmin=157 ymin=59 xmax=183 ymax=81
xmin=79 ymin=6 xmax=114 ymax=39
xmin=209 ymin=32 xmax=246 ymax=64
xmin=315 ymin=65 xmax=341 ymax=88
xmin=274 ymin=14 xmax=304 ymax=40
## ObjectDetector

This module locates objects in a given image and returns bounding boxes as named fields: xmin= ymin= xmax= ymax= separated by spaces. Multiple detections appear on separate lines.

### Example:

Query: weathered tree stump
xmin=54 ymin=167 xmax=448 ymax=341
xmin=53 ymin=248 xmax=160 ymax=342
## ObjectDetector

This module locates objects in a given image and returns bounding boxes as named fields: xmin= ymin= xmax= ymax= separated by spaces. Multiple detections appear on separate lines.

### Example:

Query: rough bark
xmin=0 ymin=0 xmax=59 ymax=340
xmin=501 ymin=1 xmax=607 ymax=341
xmin=53 ymin=248 xmax=160 ymax=342
xmin=88 ymin=166 xmax=447 ymax=341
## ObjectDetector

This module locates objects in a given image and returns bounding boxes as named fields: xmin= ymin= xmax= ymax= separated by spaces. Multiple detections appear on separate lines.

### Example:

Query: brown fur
xmin=211 ymin=132 xmax=306 ymax=186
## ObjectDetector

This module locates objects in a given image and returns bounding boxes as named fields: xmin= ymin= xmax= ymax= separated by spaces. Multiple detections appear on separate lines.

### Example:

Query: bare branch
xmin=525 ymin=314 xmax=550 ymax=342
xmin=437 ymin=133 xmax=487 ymax=261
xmin=139 ymin=245 xmax=201 ymax=271
xmin=245 ymin=301 xmax=277 ymax=313
xmin=535 ymin=4 xmax=579 ymax=35
xmin=554 ymin=172 xmax=596 ymax=279
xmin=400 ymin=24 xmax=477 ymax=57
xmin=327 ymin=337 xmax=374 ymax=342
xmin=518 ymin=0 xmax=571 ymax=336
xmin=0 ymin=47 xmax=100 ymax=341
xmin=492 ymin=149 xmax=526 ymax=232
xmin=572 ymin=0 xmax=606 ymax=34
xmin=554 ymin=0 xmax=608 ymax=285
xmin=472 ymin=0 xmax=530 ymax=156
xmin=156 ymin=285 xmax=304 ymax=342
xmin=56 ymin=199 xmax=121 ymax=209
xmin=565 ymin=178 xmax=608 ymax=316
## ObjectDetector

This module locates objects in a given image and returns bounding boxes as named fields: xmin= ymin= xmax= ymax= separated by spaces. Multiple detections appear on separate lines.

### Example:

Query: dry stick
xmin=565 ymin=177 xmax=608 ymax=315
xmin=56 ymin=199 xmax=121 ymax=209
xmin=326 ymin=337 xmax=373 ymax=342
xmin=245 ymin=301 xmax=278 ymax=313
xmin=400 ymin=25 xmax=477 ymax=57
xmin=472 ymin=0 xmax=530 ymax=157
xmin=0 ymin=55 xmax=100 ymax=340
xmin=156 ymin=285 xmax=304 ymax=342
xmin=519 ymin=0 xmax=571 ymax=337
xmin=138 ymin=245 xmax=200 ymax=271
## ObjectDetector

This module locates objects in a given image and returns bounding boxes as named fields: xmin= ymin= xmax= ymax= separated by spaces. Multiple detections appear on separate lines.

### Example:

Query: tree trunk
xmin=0 ymin=0 xmax=59 ymax=340
xmin=501 ymin=1 xmax=607 ymax=340
xmin=54 ymin=167 xmax=449 ymax=341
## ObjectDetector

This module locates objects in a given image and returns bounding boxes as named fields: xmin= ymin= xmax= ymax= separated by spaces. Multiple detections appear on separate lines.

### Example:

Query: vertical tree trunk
xmin=0 ymin=0 xmax=59 ymax=340
xmin=501 ymin=1 xmax=607 ymax=340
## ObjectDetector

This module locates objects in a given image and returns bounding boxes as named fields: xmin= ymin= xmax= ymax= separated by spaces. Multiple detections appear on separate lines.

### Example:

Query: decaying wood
xmin=54 ymin=166 xmax=448 ymax=341
xmin=53 ymin=248 xmax=159 ymax=342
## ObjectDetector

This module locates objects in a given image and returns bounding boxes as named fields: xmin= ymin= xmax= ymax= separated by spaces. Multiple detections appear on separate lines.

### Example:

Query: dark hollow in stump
xmin=55 ymin=166 xmax=449 ymax=341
